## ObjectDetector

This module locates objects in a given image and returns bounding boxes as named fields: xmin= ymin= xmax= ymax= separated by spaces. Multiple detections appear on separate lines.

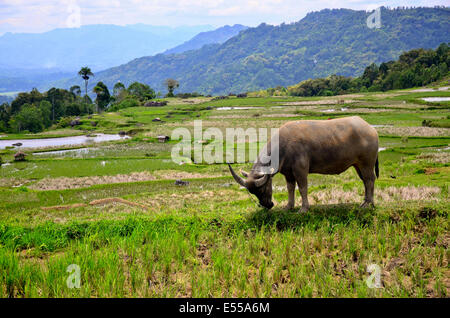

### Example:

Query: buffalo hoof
xmin=299 ymin=206 xmax=309 ymax=214
xmin=284 ymin=204 xmax=294 ymax=211
xmin=360 ymin=201 xmax=374 ymax=208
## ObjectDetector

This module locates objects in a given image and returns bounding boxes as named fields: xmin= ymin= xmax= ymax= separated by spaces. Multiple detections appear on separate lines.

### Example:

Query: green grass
xmin=0 ymin=202 xmax=448 ymax=297
xmin=0 ymin=88 xmax=449 ymax=298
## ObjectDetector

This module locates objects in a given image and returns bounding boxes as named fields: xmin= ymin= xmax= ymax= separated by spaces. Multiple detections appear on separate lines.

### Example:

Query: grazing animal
xmin=229 ymin=116 xmax=379 ymax=213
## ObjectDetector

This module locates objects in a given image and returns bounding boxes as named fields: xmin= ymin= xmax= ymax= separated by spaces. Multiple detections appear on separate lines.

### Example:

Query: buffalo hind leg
xmin=285 ymin=177 xmax=296 ymax=210
xmin=294 ymin=172 xmax=309 ymax=213
xmin=356 ymin=165 xmax=375 ymax=208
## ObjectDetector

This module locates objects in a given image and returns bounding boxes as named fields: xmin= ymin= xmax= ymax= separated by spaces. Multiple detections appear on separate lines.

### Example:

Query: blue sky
xmin=0 ymin=0 xmax=448 ymax=35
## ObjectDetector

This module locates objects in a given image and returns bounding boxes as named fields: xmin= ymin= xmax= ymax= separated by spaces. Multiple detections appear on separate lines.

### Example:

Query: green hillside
xmin=57 ymin=7 xmax=450 ymax=95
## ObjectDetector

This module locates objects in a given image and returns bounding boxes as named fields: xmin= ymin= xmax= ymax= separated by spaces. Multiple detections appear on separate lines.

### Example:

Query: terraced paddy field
xmin=0 ymin=87 xmax=448 ymax=297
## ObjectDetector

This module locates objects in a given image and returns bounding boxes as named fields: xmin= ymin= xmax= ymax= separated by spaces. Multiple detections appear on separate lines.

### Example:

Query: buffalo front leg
xmin=295 ymin=173 xmax=309 ymax=213
xmin=285 ymin=178 xmax=296 ymax=210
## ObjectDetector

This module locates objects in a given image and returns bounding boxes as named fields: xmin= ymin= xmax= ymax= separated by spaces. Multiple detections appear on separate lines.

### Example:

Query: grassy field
xmin=0 ymin=87 xmax=449 ymax=298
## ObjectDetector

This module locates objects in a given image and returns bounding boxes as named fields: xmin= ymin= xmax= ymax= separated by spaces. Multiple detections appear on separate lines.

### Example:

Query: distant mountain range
xmin=0 ymin=24 xmax=215 ymax=92
xmin=0 ymin=24 xmax=253 ymax=94
xmin=164 ymin=24 xmax=248 ymax=55
xmin=0 ymin=24 xmax=214 ymax=71
xmin=54 ymin=7 xmax=449 ymax=96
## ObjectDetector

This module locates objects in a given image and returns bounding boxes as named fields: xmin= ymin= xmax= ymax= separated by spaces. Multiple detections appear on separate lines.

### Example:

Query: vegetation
xmin=93 ymin=82 xmax=111 ymax=112
xmin=127 ymin=82 xmax=156 ymax=101
xmin=78 ymin=67 xmax=94 ymax=101
xmin=4 ymin=41 xmax=447 ymax=134
xmin=0 ymin=76 xmax=161 ymax=133
xmin=0 ymin=87 xmax=94 ymax=133
xmin=164 ymin=79 xmax=179 ymax=97
xmin=0 ymin=83 xmax=448 ymax=297
xmin=254 ymin=44 xmax=449 ymax=97
xmin=164 ymin=24 xmax=248 ymax=55
xmin=66 ymin=7 xmax=450 ymax=95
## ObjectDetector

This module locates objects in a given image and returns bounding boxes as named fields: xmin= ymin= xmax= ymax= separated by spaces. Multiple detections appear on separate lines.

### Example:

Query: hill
xmin=56 ymin=7 xmax=450 ymax=95
xmin=0 ymin=24 xmax=213 ymax=92
xmin=164 ymin=24 xmax=248 ymax=55
xmin=0 ymin=24 xmax=213 ymax=72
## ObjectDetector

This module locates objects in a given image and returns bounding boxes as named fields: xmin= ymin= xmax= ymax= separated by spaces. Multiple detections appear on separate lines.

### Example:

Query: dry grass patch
xmin=341 ymin=108 xmax=391 ymax=113
xmin=0 ymin=178 xmax=27 ymax=188
xmin=135 ymin=189 xmax=247 ymax=210
xmin=376 ymin=126 xmax=450 ymax=137
xmin=209 ymin=113 xmax=299 ymax=119
xmin=416 ymin=152 xmax=450 ymax=164
xmin=41 ymin=203 xmax=88 ymax=211
xmin=89 ymin=197 xmax=150 ymax=210
xmin=377 ymin=186 xmax=442 ymax=201
xmin=281 ymin=99 xmax=357 ymax=106
xmin=424 ymin=166 xmax=450 ymax=175
xmin=292 ymin=186 xmax=443 ymax=205
xmin=166 ymin=97 xmax=213 ymax=105
xmin=29 ymin=170 xmax=221 ymax=190
xmin=152 ymin=170 xmax=221 ymax=180
xmin=30 ymin=172 xmax=157 ymax=190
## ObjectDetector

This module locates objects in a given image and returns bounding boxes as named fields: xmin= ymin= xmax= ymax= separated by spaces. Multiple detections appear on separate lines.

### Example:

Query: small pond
xmin=421 ymin=97 xmax=450 ymax=102
xmin=0 ymin=134 xmax=129 ymax=150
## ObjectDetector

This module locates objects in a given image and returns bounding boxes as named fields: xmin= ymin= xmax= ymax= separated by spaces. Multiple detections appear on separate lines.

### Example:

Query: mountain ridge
xmin=53 ymin=7 xmax=449 ymax=95
xmin=164 ymin=24 xmax=249 ymax=55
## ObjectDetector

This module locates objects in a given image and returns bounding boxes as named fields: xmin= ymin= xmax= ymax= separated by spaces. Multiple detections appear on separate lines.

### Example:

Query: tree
xmin=10 ymin=88 xmax=44 ymax=114
xmin=93 ymin=81 xmax=111 ymax=112
xmin=39 ymin=100 xmax=52 ymax=128
xmin=0 ymin=103 xmax=11 ymax=132
xmin=78 ymin=67 xmax=94 ymax=101
xmin=46 ymin=87 xmax=75 ymax=122
xmin=164 ymin=79 xmax=179 ymax=97
xmin=361 ymin=63 xmax=379 ymax=88
xmin=111 ymin=82 xmax=127 ymax=104
xmin=70 ymin=85 xmax=81 ymax=97
xmin=10 ymin=104 xmax=44 ymax=133
xmin=113 ymin=82 xmax=126 ymax=97
xmin=127 ymin=82 xmax=156 ymax=101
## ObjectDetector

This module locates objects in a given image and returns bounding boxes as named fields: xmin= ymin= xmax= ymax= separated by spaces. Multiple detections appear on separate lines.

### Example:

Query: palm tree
xmin=78 ymin=67 xmax=94 ymax=100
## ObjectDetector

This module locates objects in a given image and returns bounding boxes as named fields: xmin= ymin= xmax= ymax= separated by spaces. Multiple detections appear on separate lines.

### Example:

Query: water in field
xmin=0 ymin=134 xmax=129 ymax=150
xmin=216 ymin=107 xmax=257 ymax=110
xmin=33 ymin=148 xmax=98 ymax=158
xmin=421 ymin=97 xmax=450 ymax=102
xmin=411 ymin=86 xmax=449 ymax=92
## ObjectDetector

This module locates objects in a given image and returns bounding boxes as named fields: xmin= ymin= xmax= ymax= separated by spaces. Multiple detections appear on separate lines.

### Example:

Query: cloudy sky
xmin=0 ymin=0 xmax=448 ymax=34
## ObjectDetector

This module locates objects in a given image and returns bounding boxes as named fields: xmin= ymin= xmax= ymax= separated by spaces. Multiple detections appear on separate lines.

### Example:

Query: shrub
xmin=109 ymin=98 xmax=140 ymax=111
xmin=57 ymin=117 xmax=74 ymax=128
xmin=9 ymin=104 xmax=44 ymax=133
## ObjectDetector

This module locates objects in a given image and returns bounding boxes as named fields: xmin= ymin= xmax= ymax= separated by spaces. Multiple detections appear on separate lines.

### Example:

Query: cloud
xmin=0 ymin=0 xmax=448 ymax=34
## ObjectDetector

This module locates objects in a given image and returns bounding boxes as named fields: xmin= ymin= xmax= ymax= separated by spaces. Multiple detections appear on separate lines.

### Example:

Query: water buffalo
xmin=228 ymin=116 xmax=379 ymax=212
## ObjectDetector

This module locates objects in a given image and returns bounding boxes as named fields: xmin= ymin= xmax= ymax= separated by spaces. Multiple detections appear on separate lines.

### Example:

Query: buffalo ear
xmin=254 ymin=174 xmax=269 ymax=187
xmin=240 ymin=169 xmax=249 ymax=178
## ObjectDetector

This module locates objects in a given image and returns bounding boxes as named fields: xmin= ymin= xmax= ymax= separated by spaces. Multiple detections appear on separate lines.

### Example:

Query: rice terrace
xmin=0 ymin=83 xmax=449 ymax=298
xmin=0 ymin=4 xmax=449 ymax=301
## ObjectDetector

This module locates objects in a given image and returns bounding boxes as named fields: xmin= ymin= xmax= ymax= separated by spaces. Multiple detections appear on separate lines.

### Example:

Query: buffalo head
xmin=228 ymin=164 xmax=274 ymax=209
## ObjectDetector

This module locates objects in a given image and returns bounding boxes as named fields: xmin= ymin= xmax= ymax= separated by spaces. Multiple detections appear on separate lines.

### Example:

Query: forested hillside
xmin=164 ymin=24 xmax=248 ymax=55
xmin=56 ymin=7 xmax=450 ymax=95
xmin=254 ymin=43 xmax=449 ymax=97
